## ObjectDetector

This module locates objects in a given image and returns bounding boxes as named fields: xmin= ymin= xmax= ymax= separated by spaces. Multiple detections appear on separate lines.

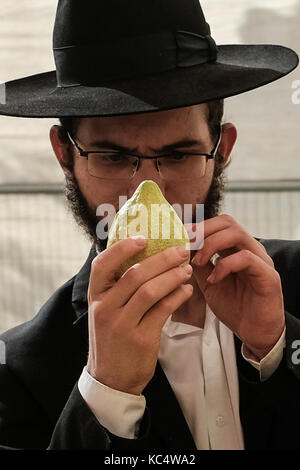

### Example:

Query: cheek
xmin=165 ymin=172 xmax=214 ymax=206
xmin=73 ymin=161 xmax=129 ymax=212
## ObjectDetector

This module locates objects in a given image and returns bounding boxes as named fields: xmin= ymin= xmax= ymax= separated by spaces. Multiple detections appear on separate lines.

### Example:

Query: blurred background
xmin=0 ymin=0 xmax=299 ymax=333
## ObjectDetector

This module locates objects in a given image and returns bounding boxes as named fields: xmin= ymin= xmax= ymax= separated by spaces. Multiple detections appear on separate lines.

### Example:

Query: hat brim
xmin=0 ymin=44 xmax=298 ymax=118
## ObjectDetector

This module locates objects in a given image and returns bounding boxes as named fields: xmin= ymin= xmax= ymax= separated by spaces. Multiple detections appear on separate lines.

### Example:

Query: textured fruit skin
xmin=107 ymin=180 xmax=190 ymax=278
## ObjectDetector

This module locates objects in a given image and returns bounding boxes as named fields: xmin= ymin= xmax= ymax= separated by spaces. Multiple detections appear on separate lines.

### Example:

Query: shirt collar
xmin=162 ymin=304 xmax=217 ymax=338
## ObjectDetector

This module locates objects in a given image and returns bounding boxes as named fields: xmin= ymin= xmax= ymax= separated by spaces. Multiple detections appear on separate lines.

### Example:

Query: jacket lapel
xmin=72 ymin=245 xmax=97 ymax=323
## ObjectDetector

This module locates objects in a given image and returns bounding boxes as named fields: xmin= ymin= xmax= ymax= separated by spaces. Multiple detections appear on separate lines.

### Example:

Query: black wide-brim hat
xmin=0 ymin=0 xmax=298 ymax=118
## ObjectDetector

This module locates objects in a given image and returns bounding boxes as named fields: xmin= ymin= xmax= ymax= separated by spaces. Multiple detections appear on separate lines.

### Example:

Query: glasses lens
xmin=87 ymin=153 xmax=138 ymax=179
xmin=87 ymin=153 xmax=208 ymax=180
xmin=158 ymin=155 xmax=207 ymax=181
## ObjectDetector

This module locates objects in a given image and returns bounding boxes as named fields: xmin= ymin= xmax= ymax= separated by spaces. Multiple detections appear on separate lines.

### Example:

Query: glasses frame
xmin=66 ymin=125 xmax=222 ymax=178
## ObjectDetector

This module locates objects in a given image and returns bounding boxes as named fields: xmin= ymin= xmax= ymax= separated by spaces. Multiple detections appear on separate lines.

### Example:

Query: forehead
xmin=76 ymin=104 xmax=210 ymax=145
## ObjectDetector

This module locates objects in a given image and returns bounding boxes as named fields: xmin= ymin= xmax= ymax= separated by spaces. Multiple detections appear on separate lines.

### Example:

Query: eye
xmin=166 ymin=153 xmax=189 ymax=162
xmin=96 ymin=153 xmax=138 ymax=166
xmin=103 ymin=153 xmax=124 ymax=163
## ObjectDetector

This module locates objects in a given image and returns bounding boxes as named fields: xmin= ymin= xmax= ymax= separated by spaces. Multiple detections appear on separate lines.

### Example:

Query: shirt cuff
xmin=241 ymin=327 xmax=286 ymax=382
xmin=78 ymin=366 xmax=146 ymax=439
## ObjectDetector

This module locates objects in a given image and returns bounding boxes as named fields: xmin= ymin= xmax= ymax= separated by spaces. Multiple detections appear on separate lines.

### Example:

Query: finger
xmin=207 ymin=249 xmax=276 ymax=292
xmin=185 ymin=214 xmax=233 ymax=243
xmin=139 ymin=284 xmax=194 ymax=334
xmin=184 ymin=223 xmax=204 ymax=251
xmin=192 ymin=226 xmax=272 ymax=267
xmin=202 ymin=214 xmax=238 ymax=238
xmin=185 ymin=216 xmax=240 ymax=256
xmin=120 ymin=264 xmax=193 ymax=327
xmin=88 ymin=236 xmax=147 ymax=297
xmin=191 ymin=259 xmax=215 ymax=293
xmin=187 ymin=215 xmax=268 ymax=256
xmin=103 ymin=244 xmax=190 ymax=308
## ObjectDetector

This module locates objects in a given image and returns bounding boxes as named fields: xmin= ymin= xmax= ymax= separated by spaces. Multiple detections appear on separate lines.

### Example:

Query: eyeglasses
xmin=66 ymin=126 xmax=222 ymax=181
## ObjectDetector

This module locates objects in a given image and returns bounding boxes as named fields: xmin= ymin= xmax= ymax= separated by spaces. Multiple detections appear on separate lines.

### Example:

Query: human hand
xmin=189 ymin=215 xmax=285 ymax=360
xmin=87 ymin=236 xmax=193 ymax=395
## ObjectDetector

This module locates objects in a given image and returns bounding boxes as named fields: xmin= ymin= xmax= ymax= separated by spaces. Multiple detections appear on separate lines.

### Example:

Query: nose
xmin=127 ymin=158 xmax=166 ymax=199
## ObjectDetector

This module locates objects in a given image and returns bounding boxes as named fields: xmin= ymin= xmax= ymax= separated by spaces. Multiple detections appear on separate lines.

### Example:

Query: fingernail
xmin=183 ymin=264 xmax=193 ymax=275
xmin=177 ymin=245 xmax=189 ymax=258
xmin=132 ymin=235 xmax=147 ymax=246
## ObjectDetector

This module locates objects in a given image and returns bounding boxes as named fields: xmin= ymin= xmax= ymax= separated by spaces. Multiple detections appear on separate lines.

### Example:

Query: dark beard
xmin=64 ymin=167 xmax=226 ymax=254
xmin=64 ymin=175 xmax=105 ymax=252
xmin=203 ymin=158 xmax=226 ymax=221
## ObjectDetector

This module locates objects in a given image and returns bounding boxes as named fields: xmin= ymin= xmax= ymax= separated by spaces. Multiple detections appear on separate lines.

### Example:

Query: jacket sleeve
xmin=0 ymin=362 xmax=151 ymax=450
xmin=0 ymin=364 xmax=51 ymax=449
xmin=48 ymin=383 xmax=151 ymax=450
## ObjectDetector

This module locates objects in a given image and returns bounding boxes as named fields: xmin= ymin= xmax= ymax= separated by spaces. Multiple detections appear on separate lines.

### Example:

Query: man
xmin=0 ymin=0 xmax=300 ymax=450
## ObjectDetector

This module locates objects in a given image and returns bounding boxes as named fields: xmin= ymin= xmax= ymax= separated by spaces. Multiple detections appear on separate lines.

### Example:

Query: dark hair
xmin=57 ymin=117 xmax=81 ymax=144
xmin=206 ymin=100 xmax=224 ymax=140
xmin=58 ymin=100 xmax=224 ymax=140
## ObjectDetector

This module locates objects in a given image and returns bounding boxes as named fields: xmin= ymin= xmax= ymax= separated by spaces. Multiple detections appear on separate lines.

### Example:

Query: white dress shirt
xmin=78 ymin=304 xmax=285 ymax=450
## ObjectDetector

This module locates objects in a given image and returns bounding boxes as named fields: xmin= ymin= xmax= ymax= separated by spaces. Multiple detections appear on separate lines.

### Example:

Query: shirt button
xmin=216 ymin=415 xmax=225 ymax=427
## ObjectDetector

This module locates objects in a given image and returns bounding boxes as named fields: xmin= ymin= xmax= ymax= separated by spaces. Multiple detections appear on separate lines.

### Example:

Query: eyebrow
xmin=88 ymin=138 xmax=205 ymax=153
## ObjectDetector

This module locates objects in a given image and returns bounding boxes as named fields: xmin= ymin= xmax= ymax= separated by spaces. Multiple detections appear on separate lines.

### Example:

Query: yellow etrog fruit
xmin=107 ymin=180 xmax=190 ymax=278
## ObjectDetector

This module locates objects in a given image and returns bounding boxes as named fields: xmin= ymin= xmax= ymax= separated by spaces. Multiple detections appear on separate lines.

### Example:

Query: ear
xmin=49 ymin=125 xmax=73 ymax=176
xmin=218 ymin=123 xmax=237 ymax=168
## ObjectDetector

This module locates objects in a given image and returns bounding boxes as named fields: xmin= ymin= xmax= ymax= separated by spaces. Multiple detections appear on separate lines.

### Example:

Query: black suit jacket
xmin=1 ymin=239 xmax=300 ymax=450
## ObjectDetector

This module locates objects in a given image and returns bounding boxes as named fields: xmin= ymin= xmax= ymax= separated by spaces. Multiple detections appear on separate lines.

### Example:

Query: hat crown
xmin=1 ymin=0 xmax=298 ymax=118
xmin=53 ymin=0 xmax=210 ymax=48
